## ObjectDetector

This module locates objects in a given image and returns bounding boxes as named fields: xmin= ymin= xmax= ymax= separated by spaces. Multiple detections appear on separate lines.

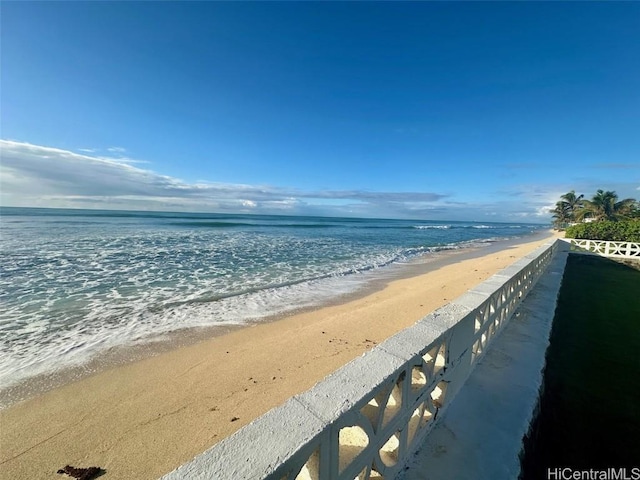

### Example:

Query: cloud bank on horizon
xmin=4 ymin=139 xmax=627 ymax=223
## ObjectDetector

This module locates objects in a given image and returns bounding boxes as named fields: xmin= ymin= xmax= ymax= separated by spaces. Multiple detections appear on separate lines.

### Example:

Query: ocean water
xmin=0 ymin=207 xmax=545 ymax=392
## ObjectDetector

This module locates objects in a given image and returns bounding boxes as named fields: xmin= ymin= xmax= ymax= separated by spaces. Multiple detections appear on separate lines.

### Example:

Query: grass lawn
xmin=520 ymin=254 xmax=640 ymax=478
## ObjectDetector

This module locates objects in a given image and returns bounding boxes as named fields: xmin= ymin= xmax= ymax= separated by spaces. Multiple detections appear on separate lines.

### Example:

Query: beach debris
xmin=231 ymin=416 xmax=240 ymax=422
xmin=56 ymin=465 xmax=102 ymax=480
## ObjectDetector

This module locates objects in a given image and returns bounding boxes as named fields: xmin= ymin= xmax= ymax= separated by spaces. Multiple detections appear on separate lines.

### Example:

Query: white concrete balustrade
xmin=161 ymin=240 xmax=558 ymax=480
xmin=562 ymin=238 xmax=640 ymax=259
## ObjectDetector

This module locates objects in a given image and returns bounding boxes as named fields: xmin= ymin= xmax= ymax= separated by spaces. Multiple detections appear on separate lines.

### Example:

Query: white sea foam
xmin=0 ymin=265 xmax=385 ymax=390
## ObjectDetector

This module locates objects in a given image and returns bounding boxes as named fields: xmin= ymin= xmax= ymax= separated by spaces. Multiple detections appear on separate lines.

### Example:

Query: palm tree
xmin=580 ymin=190 xmax=637 ymax=221
xmin=550 ymin=190 xmax=584 ymax=228
xmin=550 ymin=201 xmax=572 ymax=229
xmin=560 ymin=190 xmax=584 ymax=220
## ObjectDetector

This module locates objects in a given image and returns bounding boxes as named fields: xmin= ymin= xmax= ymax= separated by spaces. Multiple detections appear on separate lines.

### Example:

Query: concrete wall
xmin=161 ymin=240 xmax=559 ymax=480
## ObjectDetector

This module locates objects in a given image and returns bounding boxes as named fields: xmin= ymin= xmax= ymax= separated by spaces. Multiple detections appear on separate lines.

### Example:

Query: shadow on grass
xmin=520 ymin=254 xmax=640 ymax=478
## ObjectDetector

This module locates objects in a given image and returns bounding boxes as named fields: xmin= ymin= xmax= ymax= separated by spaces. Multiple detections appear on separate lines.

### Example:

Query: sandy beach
xmin=0 ymin=230 xmax=559 ymax=480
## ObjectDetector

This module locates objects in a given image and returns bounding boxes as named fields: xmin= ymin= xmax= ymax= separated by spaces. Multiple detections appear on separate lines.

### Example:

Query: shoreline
xmin=0 ymin=229 xmax=559 ymax=480
xmin=0 ymin=231 xmax=548 ymax=409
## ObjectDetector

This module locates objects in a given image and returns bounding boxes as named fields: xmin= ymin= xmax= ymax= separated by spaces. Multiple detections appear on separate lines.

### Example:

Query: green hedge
xmin=565 ymin=220 xmax=640 ymax=242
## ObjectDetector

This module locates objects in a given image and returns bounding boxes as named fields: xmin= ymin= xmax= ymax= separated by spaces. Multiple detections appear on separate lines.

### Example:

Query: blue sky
xmin=1 ymin=2 xmax=638 ymax=222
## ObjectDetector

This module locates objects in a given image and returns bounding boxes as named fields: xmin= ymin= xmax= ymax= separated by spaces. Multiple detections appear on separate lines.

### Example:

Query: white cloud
xmin=535 ymin=204 xmax=555 ymax=217
xmin=107 ymin=146 xmax=127 ymax=154
xmin=0 ymin=140 xmax=452 ymax=218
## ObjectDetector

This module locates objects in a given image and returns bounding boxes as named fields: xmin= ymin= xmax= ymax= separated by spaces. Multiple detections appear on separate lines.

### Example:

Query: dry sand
xmin=0 ymin=231 xmax=559 ymax=480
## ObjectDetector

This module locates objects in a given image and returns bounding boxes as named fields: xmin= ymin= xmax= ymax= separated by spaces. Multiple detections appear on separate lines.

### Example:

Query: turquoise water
xmin=0 ymin=207 xmax=545 ymax=390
